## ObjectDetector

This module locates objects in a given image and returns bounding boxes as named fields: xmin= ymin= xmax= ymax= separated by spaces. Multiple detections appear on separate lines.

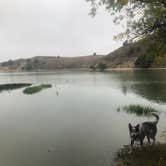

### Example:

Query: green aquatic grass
xmin=0 ymin=83 xmax=31 ymax=92
xmin=118 ymin=105 xmax=158 ymax=116
xmin=23 ymin=84 xmax=52 ymax=94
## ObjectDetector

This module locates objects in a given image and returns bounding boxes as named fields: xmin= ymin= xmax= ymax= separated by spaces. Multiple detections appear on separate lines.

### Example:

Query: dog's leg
xmin=140 ymin=139 xmax=143 ymax=146
xmin=147 ymin=136 xmax=151 ymax=144
xmin=152 ymin=137 xmax=156 ymax=144
xmin=140 ymin=135 xmax=145 ymax=147
xmin=131 ymin=140 xmax=134 ymax=147
xmin=129 ymin=140 xmax=134 ymax=153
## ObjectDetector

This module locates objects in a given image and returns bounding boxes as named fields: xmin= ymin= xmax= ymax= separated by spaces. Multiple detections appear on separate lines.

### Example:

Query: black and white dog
xmin=128 ymin=113 xmax=159 ymax=149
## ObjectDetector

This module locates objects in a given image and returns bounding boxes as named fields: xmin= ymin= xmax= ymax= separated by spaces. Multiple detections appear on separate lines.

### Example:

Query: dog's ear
xmin=128 ymin=123 xmax=132 ymax=131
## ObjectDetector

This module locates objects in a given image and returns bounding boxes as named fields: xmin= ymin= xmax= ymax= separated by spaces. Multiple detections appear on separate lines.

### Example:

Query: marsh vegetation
xmin=118 ymin=105 xmax=158 ymax=116
xmin=0 ymin=83 xmax=31 ymax=92
xmin=23 ymin=84 xmax=52 ymax=94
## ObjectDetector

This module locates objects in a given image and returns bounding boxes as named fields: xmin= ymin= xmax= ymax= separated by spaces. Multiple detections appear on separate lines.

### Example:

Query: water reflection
xmin=131 ymin=82 xmax=166 ymax=103
xmin=115 ymin=70 xmax=166 ymax=103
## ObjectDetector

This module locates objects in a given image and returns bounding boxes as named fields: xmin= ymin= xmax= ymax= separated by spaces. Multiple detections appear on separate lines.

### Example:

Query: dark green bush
xmin=97 ymin=62 xmax=107 ymax=71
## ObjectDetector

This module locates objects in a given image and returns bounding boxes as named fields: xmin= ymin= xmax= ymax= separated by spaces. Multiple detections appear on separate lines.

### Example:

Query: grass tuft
xmin=119 ymin=105 xmax=158 ymax=116
xmin=23 ymin=84 xmax=52 ymax=94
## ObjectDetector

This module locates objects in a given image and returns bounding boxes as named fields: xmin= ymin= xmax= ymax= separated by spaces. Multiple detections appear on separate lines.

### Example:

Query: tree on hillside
xmin=90 ymin=63 xmax=107 ymax=71
xmin=97 ymin=62 xmax=107 ymax=71
xmin=93 ymin=52 xmax=97 ymax=56
xmin=24 ymin=59 xmax=33 ymax=71
xmin=1 ymin=59 xmax=13 ymax=66
xmin=90 ymin=65 xmax=96 ymax=71
xmin=86 ymin=0 xmax=166 ymax=41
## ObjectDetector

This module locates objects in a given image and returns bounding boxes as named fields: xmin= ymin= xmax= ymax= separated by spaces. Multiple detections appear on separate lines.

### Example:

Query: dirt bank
xmin=114 ymin=143 xmax=166 ymax=166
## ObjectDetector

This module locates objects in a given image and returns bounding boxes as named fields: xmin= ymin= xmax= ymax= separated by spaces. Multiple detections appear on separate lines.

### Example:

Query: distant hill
xmin=102 ymin=37 xmax=166 ymax=68
xmin=102 ymin=41 xmax=148 ymax=68
xmin=0 ymin=39 xmax=165 ymax=72
xmin=0 ymin=55 xmax=103 ymax=72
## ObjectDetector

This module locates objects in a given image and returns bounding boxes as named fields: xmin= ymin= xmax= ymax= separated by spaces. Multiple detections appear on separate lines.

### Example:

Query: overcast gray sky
xmin=0 ymin=0 xmax=123 ymax=62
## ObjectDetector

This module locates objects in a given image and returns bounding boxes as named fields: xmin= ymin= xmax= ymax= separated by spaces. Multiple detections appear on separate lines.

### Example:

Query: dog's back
xmin=140 ymin=113 xmax=159 ymax=141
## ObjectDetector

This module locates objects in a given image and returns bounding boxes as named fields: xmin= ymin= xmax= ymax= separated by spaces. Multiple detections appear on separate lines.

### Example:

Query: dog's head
xmin=128 ymin=123 xmax=140 ymax=140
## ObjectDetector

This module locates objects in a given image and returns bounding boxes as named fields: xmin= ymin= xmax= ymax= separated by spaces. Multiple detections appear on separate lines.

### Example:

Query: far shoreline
xmin=106 ymin=67 xmax=166 ymax=71
xmin=0 ymin=67 xmax=166 ymax=73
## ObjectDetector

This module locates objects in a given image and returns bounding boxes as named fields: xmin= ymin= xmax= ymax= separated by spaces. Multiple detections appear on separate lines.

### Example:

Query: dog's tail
xmin=152 ymin=113 xmax=159 ymax=124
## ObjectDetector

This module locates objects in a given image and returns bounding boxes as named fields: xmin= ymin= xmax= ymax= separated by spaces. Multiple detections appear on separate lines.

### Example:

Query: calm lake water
xmin=0 ymin=70 xmax=166 ymax=166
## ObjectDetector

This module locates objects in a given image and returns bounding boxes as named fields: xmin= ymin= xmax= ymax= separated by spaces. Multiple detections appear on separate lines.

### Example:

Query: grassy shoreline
xmin=114 ymin=143 xmax=166 ymax=166
xmin=106 ymin=67 xmax=166 ymax=71
xmin=0 ymin=67 xmax=166 ymax=73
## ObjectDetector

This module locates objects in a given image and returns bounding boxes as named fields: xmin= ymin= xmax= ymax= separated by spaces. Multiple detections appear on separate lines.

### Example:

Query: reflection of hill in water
xmin=131 ymin=82 xmax=166 ymax=103
xmin=115 ymin=70 xmax=166 ymax=103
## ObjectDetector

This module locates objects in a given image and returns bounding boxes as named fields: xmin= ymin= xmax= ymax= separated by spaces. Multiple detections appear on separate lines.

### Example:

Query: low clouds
xmin=0 ymin=0 xmax=123 ymax=62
